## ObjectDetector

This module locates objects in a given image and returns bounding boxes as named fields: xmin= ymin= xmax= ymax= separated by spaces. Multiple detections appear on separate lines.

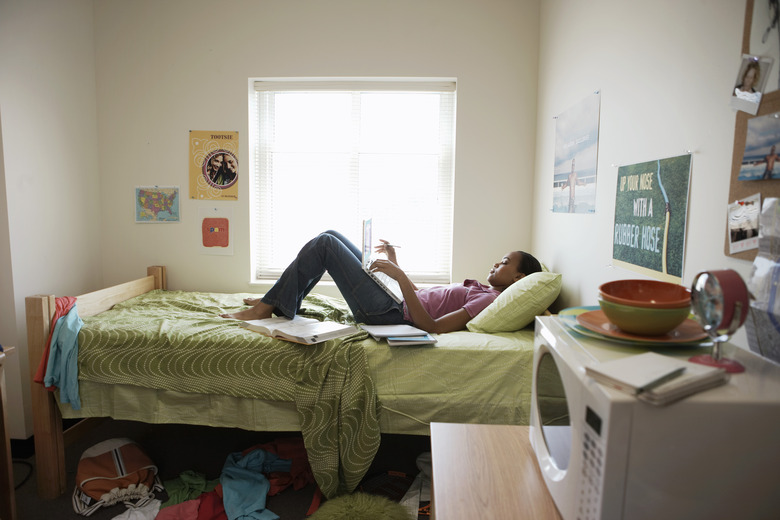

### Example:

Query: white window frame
xmin=249 ymin=77 xmax=456 ymax=284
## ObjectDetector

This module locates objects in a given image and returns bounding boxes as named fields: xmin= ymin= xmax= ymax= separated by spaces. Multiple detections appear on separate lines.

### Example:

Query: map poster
xmin=189 ymin=130 xmax=238 ymax=200
xmin=612 ymin=154 xmax=692 ymax=284
xmin=552 ymin=91 xmax=601 ymax=214
xmin=135 ymin=186 xmax=180 ymax=223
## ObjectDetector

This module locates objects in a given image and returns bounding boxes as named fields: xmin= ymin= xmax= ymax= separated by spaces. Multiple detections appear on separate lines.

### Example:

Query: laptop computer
xmin=362 ymin=218 xmax=404 ymax=304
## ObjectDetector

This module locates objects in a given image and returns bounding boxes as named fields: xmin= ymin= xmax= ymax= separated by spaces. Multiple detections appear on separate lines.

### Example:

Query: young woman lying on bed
xmin=222 ymin=230 xmax=542 ymax=333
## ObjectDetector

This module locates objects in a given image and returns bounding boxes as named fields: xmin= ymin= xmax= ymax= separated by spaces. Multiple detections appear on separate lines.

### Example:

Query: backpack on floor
xmin=72 ymin=437 xmax=164 ymax=516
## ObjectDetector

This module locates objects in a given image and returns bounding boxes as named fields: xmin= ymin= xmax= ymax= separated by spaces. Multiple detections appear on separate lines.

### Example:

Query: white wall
xmin=0 ymin=0 xmax=103 ymax=437
xmin=532 ymin=0 xmax=754 ymax=348
xmin=92 ymin=0 xmax=541 ymax=294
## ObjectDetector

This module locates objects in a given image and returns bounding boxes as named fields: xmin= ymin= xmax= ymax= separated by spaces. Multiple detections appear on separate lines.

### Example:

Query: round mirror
xmin=691 ymin=272 xmax=724 ymax=330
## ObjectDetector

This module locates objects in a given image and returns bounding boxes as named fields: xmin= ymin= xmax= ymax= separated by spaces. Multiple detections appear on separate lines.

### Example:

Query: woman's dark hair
xmin=517 ymin=251 xmax=542 ymax=276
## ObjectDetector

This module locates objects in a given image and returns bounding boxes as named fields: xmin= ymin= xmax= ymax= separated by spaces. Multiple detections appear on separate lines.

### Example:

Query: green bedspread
xmin=77 ymin=290 xmax=377 ymax=498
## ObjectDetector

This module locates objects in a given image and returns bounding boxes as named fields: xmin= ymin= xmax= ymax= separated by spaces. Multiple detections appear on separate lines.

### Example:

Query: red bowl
xmin=599 ymin=279 xmax=691 ymax=309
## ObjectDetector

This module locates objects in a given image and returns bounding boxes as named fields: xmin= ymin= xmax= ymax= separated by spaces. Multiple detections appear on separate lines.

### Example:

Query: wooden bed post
xmin=25 ymin=295 xmax=67 ymax=499
xmin=147 ymin=265 xmax=167 ymax=290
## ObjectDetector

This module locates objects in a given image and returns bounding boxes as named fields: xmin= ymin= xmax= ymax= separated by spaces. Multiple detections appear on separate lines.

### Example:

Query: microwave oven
xmin=530 ymin=315 xmax=780 ymax=520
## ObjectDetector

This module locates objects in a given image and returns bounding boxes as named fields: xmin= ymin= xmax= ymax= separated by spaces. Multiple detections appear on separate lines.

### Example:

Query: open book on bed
xmin=242 ymin=316 xmax=358 ymax=345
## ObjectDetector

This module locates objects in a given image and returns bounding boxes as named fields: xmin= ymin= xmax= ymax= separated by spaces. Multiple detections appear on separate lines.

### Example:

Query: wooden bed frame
xmin=25 ymin=266 xmax=167 ymax=499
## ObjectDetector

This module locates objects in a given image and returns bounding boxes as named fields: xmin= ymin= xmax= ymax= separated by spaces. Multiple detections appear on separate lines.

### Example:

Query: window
xmin=250 ymin=78 xmax=456 ymax=283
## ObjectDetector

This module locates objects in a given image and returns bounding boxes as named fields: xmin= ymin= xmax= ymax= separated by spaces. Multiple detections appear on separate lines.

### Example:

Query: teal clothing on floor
xmin=221 ymin=448 xmax=292 ymax=520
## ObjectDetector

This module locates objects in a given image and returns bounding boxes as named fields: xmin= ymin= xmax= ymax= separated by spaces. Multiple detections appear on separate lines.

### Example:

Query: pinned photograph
xmin=728 ymin=193 xmax=761 ymax=254
xmin=731 ymin=54 xmax=773 ymax=115
xmin=739 ymin=110 xmax=780 ymax=180
xmin=749 ymin=0 xmax=780 ymax=93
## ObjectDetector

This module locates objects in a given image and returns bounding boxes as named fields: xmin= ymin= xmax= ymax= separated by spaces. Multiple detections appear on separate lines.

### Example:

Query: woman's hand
xmin=374 ymin=239 xmax=398 ymax=265
xmin=368 ymin=258 xmax=404 ymax=280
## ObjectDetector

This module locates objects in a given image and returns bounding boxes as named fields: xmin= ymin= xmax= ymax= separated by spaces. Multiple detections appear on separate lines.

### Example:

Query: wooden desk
xmin=430 ymin=423 xmax=561 ymax=520
xmin=0 ymin=347 xmax=17 ymax=520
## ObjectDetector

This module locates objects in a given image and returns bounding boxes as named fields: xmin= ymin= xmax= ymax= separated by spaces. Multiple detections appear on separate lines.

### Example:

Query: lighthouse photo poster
xmin=612 ymin=154 xmax=692 ymax=283
xmin=552 ymin=91 xmax=601 ymax=214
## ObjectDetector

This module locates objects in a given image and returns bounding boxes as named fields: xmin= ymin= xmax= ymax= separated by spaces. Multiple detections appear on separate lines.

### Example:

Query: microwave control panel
xmin=577 ymin=406 xmax=605 ymax=520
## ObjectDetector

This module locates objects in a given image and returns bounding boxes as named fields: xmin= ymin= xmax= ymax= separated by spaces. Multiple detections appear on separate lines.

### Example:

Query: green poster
xmin=612 ymin=155 xmax=692 ymax=283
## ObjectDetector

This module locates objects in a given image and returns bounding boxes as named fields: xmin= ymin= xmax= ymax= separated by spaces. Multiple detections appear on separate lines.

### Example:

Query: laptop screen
xmin=362 ymin=218 xmax=373 ymax=266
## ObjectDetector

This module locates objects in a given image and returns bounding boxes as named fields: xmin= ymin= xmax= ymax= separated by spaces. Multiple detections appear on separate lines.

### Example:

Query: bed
xmin=25 ymin=265 xmax=564 ymax=500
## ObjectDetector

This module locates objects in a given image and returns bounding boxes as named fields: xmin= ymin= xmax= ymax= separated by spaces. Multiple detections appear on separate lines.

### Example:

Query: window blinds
xmin=250 ymin=78 xmax=456 ymax=283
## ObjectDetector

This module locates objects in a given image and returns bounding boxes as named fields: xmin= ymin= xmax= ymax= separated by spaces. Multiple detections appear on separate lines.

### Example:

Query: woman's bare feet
xmin=243 ymin=297 xmax=261 ymax=306
xmin=220 ymin=300 xmax=274 ymax=320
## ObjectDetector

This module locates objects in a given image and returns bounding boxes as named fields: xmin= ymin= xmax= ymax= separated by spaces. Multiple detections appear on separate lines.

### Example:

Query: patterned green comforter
xmin=78 ymin=290 xmax=377 ymax=498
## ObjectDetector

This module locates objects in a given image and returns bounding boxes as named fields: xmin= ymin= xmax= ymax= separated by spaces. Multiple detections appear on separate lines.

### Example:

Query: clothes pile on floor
xmin=73 ymin=436 xmax=317 ymax=520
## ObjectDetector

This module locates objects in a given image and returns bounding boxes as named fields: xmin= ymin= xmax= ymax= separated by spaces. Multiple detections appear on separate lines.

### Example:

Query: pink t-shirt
xmin=403 ymin=279 xmax=500 ymax=322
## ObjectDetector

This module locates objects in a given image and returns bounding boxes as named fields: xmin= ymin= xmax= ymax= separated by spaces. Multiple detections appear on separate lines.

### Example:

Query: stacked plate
xmin=560 ymin=280 xmax=709 ymax=346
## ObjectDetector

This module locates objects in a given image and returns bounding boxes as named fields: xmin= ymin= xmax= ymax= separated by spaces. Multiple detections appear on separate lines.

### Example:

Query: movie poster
xmin=612 ymin=154 xmax=692 ymax=283
xmin=189 ymin=131 xmax=238 ymax=200
xmin=552 ymin=92 xmax=601 ymax=214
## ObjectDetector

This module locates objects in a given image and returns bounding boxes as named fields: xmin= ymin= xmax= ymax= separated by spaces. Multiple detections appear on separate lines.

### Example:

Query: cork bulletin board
xmin=728 ymin=0 xmax=780 ymax=259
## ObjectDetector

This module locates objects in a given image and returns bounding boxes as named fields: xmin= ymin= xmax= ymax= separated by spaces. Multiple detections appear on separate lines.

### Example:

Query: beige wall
xmin=0 ymin=0 xmax=102 ymax=438
xmin=93 ymin=0 xmax=541 ymax=294
xmin=532 ymin=0 xmax=753 ymax=348
xmin=1 ymin=0 xmax=540 ymax=438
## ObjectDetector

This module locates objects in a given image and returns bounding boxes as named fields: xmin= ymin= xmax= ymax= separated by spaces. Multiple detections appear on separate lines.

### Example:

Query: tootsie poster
xmin=612 ymin=154 xmax=692 ymax=283
xmin=189 ymin=131 xmax=238 ymax=200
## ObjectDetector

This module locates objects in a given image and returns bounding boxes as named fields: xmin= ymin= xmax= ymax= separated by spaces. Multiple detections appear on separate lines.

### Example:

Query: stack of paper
xmin=359 ymin=324 xmax=437 ymax=346
xmin=385 ymin=334 xmax=437 ymax=346
xmin=638 ymin=362 xmax=729 ymax=406
xmin=586 ymin=352 xmax=729 ymax=406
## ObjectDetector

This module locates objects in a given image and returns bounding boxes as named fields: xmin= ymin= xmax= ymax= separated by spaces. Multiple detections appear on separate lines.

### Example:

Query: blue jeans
xmin=261 ymin=230 xmax=407 ymax=325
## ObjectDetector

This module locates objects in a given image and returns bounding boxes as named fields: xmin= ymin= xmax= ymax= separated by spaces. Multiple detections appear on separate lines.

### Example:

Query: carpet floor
xmin=12 ymin=419 xmax=431 ymax=519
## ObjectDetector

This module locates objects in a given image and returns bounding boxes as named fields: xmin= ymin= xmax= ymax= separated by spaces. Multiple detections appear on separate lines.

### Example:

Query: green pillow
xmin=467 ymin=271 xmax=562 ymax=333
